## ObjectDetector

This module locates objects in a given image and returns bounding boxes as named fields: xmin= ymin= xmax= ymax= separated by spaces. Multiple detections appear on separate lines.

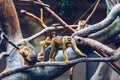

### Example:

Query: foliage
xmin=58 ymin=0 xmax=74 ymax=8
xmin=57 ymin=0 xmax=75 ymax=22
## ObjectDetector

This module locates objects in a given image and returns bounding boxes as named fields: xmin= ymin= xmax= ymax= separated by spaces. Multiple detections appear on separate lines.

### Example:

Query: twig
xmin=20 ymin=10 xmax=47 ymax=28
xmin=0 ymin=54 xmax=119 ymax=78
xmin=40 ymin=8 xmax=43 ymax=20
xmin=33 ymin=1 xmax=50 ymax=7
xmin=18 ymin=25 xmax=78 ymax=43
xmin=0 ymin=48 xmax=16 ymax=60
xmin=84 ymin=0 xmax=100 ymax=25
xmin=33 ymin=0 xmax=75 ymax=33
xmin=73 ymin=0 xmax=96 ymax=24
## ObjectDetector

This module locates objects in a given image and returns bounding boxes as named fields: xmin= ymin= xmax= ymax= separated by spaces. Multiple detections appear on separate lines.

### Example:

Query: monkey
xmin=37 ymin=31 xmax=56 ymax=61
xmin=19 ymin=42 xmax=36 ymax=65
xmin=38 ymin=37 xmax=51 ymax=61
xmin=76 ymin=20 xmax=88 ymax=31
xmin=49 ymin=36 xmax=87 ymax=64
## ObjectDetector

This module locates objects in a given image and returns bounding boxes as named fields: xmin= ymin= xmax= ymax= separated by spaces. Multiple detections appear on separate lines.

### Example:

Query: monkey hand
xmin=81 ymin=54 xmax=87 ymax=57
xmin=38 ymin=52 xmax=44 ymax=61
xmin=64 ymin=60 xmax=69 ymax=64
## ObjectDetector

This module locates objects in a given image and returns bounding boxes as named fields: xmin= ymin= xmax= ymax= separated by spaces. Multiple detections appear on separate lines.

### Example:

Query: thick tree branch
xmin=88 ymin=17 xmax=120 ymax=42
xmin=1 ymin=36 xmax=120 ymax=80
xmin=0 ymin=54 xmax=120 ymax=79
xmin=72 ymin=4 xmax=120 ymax=37
xmin=74 ymin=36 xmax=120 ymax=74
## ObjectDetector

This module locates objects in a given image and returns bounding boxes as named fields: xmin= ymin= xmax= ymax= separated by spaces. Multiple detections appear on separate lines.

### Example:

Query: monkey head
xmin=62 ymin=36 xmax=73 ymax=47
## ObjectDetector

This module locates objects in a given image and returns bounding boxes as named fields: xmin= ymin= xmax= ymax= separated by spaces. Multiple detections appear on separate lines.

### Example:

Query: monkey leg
xmin=52 ymin=48 xmax=59 ymax=61
xmin=38 ymin=41 xmax=46 ymax=61
xmin=49 ymin=45 xmax=56 ymax=61
xmin=69 ymin=66 xmax=75 ymax=80
xmin=72 ymin=40 xmax=87 ymax=57
xmin=74 ymin=48 xmax=87 ymax=57
xmin=62 ymin=48 xmax=69 ymax=64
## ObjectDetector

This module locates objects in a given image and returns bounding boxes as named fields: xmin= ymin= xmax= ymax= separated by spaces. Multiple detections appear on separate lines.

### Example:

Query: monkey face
xmin=63 ymin=36 xmax=71 ymax=43
xmin=63 ymin=36 xmax=72 ymax=47
xmin=67 ymin=37 xmax=71 ymax=42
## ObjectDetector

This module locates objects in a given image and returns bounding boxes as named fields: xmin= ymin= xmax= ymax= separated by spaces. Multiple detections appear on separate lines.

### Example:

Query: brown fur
xmin=49 ymin=36 xmax=87 ymax=64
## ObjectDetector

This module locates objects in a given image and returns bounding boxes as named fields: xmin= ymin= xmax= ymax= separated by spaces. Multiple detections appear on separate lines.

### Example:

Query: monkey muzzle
xmin=66 ymin=42 xmax=72 ymax=47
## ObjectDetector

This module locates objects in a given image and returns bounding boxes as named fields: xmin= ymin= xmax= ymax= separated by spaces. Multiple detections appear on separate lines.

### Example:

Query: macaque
xmin=76 ymin=20 xmax=88 ymax=31
xmin=19 ymin=42 xmax=36 ymax=65
xmin=49 ymin=36 xmax=87 ymax=64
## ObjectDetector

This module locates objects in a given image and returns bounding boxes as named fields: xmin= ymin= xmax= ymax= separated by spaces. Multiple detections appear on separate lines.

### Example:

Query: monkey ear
xmin=64 ymin=38 xmax=68 ymax=43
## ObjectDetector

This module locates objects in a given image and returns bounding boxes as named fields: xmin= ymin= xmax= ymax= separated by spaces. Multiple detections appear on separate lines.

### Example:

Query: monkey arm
xmin=72 ymin=39 xmax=87 ymax=57
xmin=49 ymin=40 xmax=56 ymax=61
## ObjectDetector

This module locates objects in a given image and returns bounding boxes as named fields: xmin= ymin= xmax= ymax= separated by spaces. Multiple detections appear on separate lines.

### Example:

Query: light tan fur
xmin=38 ymin=37 xmax=51 ymax=61
xmin=19 ymin=42 xmax=35 ymax=65
xmin=49 ymin=36 xmax=87 ymax=64
xmin=76 ymin=20 xmax=88 ymax=31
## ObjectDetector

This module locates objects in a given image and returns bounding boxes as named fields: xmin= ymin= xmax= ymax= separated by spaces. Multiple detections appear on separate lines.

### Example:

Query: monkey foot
xmin=49 ymin=59 xmax=53 ymax=62
xmin=50 ymin=59 xmax=56 ymax=62
xmin=38 ymin=56 xmax=44 ymax=61
xmin=81 ymin=54 xmax=87 ymax=57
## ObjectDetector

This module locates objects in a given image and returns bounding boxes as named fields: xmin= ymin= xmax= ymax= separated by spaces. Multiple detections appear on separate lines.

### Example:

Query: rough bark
xmin=72 ymin=4 xmax=120 ymax=40
xmin=90 ymin=1 xmax=120 ymax=80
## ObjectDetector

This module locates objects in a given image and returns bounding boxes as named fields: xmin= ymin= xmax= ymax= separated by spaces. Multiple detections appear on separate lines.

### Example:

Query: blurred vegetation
xmin=57 ymin=0 xmax=75 ymax=23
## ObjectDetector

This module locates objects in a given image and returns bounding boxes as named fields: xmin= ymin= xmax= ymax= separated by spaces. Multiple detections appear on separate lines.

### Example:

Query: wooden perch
xmin=0 ymin=54 xmax=120 ymax=78
xmin=74 ymin=36 xmax=120 ymax=74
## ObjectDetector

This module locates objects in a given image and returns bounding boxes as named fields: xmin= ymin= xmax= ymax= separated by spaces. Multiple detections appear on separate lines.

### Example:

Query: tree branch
xmin=1 ymin=36 xmax=120 ymax=80
xmin=0 ymin=54 xmax=120 ymax=79
xmin=74 ymin=36 xmax=120 ymax=74
xmin=88 ymin=17 xmax=120 ymax=42
xmin=33 ymin=0 xmax=76 ymax=33
xmin=17 ymin=25 xmax=77 ymax=43
xmin=72 ymin=4 xmax=120 ymax=38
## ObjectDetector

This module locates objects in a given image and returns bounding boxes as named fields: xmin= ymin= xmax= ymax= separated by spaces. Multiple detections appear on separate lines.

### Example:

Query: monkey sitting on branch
xmin=38 ymin=32 xmax=56 ymax=61
xmin=49 ymin=36 xmax=87 ymax=64
xmin=75 ymin=20 xmax=88 ymax=31
xmin=18 ymin=42 xmax=37 ymax=65
xmin=38 ymin=37 xmax=51 ymax=61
